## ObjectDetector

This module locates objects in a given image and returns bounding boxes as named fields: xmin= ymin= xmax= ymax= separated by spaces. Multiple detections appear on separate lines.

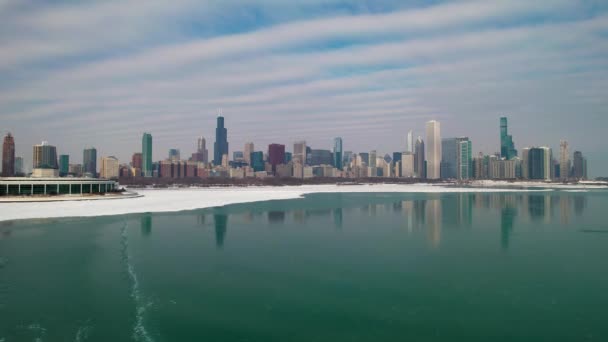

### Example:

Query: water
xmin=1 ymin=191 xmax=607 ymax=341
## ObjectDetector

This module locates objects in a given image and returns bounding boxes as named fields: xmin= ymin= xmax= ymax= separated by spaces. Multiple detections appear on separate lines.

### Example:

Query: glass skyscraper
xmin=214 ymin=116 xmax=229 ymax=166
xmin=333 ymin=137 xmax=343 ymax=170
xmin=142 ymin=133 xmax=153 ymax=177
xmin=59 ymin=155 xmax=69 ymax=177
xmin=250 ymin=151 xmax=264 ymax=172
xmin=83 ymin=148 xmax=97 ymax=177
xmin=500 ymin=117 xmax=517 ymax=160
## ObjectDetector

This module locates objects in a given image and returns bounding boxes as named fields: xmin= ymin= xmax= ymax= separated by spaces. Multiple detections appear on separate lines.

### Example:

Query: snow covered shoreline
xmin=0 ymin=183 xmax=604 ymax=222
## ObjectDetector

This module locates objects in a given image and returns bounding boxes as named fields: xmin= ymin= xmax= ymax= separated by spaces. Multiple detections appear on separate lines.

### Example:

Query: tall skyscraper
xmin=457 ymin=138 xmax=472 ymax=180
xmin=528 ymin=147 xmax=551 ymax=180
xmin=59 ymin=155 xmax=69 ymax=177
xmin=83 ymin=147 xmax=97 ymax=177
xmin=333 ymin=137 xmax=343 ymax=170
xmin=441 ymin=138 xmax=458 ymax=179
xmin=500 ymin=117 xmax=517 ymax=160
xmin=14 ymin=156 xmax=23 ymax=175
xmin=132 ymin=153 xmax=143 ymax=169
xmin=559 ymin=140 xmax=570 ymax=180
xmin=573 ymin=151 xmax=587 ymax=180
xmin=142 ymin=133 xmax=153 ymax=177
xmin=426 ymin=120 xmax=441 ymax=179
xmin=250 ymin=151 xmax=265 ymax=172
xmin=100 ymin=156 xmax=120 ymax=179
xmin=2 ymin=133 xmax=15 ymax=177
xmin=244 ymin=142 xmax=254 ymax=165
xmin=406 ymin=130 xmax=414 ymax=153
xmin=369 ymin=150 xmax=377 ymax=168
xmin=213 ymin=116 xmax=229 ymax=166
xmin=293 ymin=141 xmax=307 ymax=165
xmin=196 ymin=137 xmax=209 ymax=163
xmin=268 ymin=144 xmax=285 ymax=174
xmin=414 ymin=137 xmax=425 ymax=179
xmin=33 ymin=141 xmax=58 ymax=169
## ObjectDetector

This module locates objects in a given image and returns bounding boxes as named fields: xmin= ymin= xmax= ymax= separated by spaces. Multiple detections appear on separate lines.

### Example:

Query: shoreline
xmin=0 ymin=183 xmax=604 ymax=223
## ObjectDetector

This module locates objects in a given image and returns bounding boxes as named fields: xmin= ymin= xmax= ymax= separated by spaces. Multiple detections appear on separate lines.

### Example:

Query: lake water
xmin=1 ymin=191 xmax=607 ymax=341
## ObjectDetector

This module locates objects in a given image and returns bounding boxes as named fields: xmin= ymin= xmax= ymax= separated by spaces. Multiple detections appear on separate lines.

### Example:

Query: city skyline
xmin=0 ymin=1 xmax=607 ymax=176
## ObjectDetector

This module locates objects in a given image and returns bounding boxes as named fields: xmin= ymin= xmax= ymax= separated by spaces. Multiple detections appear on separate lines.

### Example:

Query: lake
xmin=1 ymin=191 xmax=607 ymax=341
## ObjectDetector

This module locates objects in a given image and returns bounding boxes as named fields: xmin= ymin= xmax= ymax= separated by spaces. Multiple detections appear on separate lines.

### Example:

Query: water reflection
xmin=268 ymin=211 xmax=285 ymax=224
xmin=214 ymin=212 xmax=228 ymax=248
xmin=333 ymin=208 xmax=343 ymax=230
xmin=140 ymin=215 xmax=152 ymax=237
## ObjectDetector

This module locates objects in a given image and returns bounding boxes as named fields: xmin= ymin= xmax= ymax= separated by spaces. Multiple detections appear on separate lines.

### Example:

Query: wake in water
xmin=120 ymin=221 xmax=154 ymax=342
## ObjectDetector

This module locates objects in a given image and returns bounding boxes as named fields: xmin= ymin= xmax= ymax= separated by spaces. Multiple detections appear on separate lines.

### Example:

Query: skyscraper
xmin=250 ymin=151 xmax=265 ymax=172
xmin=2 ymin=133 xmax=15 ymax=177
xmin=426 ymin=120 xmax=441 ymax=179
xmin=244 ymin=142 xmax=254 ymax=165
xmin=414 ymin=137 xmax=425 ymax=179
xmin=528 ymin=147 xmax=551 ymax=180
xmin=14 ymin=156 xmax=23 ymax=175
xmin=457 ymin=138 xmax=472 ymax=180
xmin=142 ymin=133 xmax=153 ymax=177
xmin=100 ymin=156 xmax=120 ymax=179
xmin=500 ymin=117 xmax=517 ymax=160
xmin=559 ymin=140 xmax=570 ymax=180
xmin=33 ymin=141 xmax=58 ymax=169
xmin=168 ymin=149 xmax=180 ymax=161
xmin=293 ymin=141 xmax=307 ymax=165
xmin=333 ymin=137 xmax=343 ymax=170
xmin=59 ymin=155 xmax=69 ymax=177
xmin=196 ymin=137 xmax=209 ymax=163
xmin=441 ymin=138 xmax=458 ymax=179
xmin=213 ymin=116 xmax=229 ymax=166
xmin=83 ymin=147 xmax=97 ymax=177
xmin=268 ymin=144 xmax=285 ymax=174
xmin=573 ymin=151 xmax=587 ymax=180
xmin=406 ymin=130 xmax=414 ymax=153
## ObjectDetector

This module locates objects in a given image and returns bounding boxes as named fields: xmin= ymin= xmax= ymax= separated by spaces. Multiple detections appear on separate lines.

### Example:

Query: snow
xmin=0 ymin=183 xmax=603 ymax=222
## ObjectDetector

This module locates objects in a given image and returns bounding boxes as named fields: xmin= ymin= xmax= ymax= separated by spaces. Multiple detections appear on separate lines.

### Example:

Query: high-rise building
xmin=406 ymin=130 xmax=414 ymax=153
xmin=333 ymin=137 xmax=343 ymax=170
xmin=100 ymin=156 xmax=120 ymax=179
xmin=250 ymin=151 xmax=265 ymax=172
xmin=457 ymin=138 xmax=472 ymax=180
xmin=441 ymin=138 xmax=458 ymax=179
xmin=293 ymin=141 xmax=307 ymax=165
xmin=426 ymin=120 xmax=441 ymax=179
xmin=521 ymin=147 xmax=530 ymax=179
xmin=33 ymin=141 xmax=58 ymax=169
xmin=194 ymin=137 xmax=208 ymax=163
xmin=369 ymin=150 xmax=377 ymax=168
xmin=2 ymin=133 xmax=15 ymax=177
xmin=59 ymin=155 xmax=69 ymax=177
xmin=414 ymin=137 xmax=425 ymax=179
xmin=168 ymin=149 xmax=180 ymax=162
xmin=233 ymin=151 xmax=244 ymax=162
xmin=132 ymin=153 xmax=143 ymax=169
xmin=142 ymin=133 xmax=153 ymax=177
xmin=359 ymin=152 xmax=369 ymax=166
xmin=310 ymin=149 xmax=333 ymax=166
xmin=573 ymin=151 xmax=587 ymax=180
xmin=559 ymin=140 xmax=570 ymax=180
xmin=83 ymin=147 xmax=97 ymax=177
xmin=244 ymin=142 xmax=254 ymax=165
xmin=528 ymin=147 xmax=551 ymax=180
xmin=213 ymin=116 xmax=229 ymax=166
xmin=14 ymin=156 xmax=23 ymax=176
xmin=268 ymin=144 xmax=285 ymax=174
xmin=401 ymin=152 xmax=415 ymax=177
xmin=500 ymin=117 xmax=517 ymax=160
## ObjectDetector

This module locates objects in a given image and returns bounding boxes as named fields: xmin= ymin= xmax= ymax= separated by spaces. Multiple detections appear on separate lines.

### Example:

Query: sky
xmin=1 ymin=0 xmax=607 ymax=176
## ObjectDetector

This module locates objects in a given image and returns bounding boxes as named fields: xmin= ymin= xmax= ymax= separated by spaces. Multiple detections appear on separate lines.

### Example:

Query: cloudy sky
xmin=1 ymin=0 xmax=607 ymax=176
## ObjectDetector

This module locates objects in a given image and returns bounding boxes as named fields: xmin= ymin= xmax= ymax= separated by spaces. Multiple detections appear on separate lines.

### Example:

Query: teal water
xmin=1 ymin=191 xmax=607 ymax=341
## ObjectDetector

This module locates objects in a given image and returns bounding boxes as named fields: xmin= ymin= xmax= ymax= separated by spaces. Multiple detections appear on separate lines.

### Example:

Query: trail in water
xmin=120 ymin=222 xmax=154 ymax=342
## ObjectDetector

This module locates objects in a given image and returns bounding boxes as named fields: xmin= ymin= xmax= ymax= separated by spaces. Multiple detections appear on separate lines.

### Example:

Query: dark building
xmin=572 ymin=151 xmax=587 ymax=180
xmin=310 ymin=149 xmax=333 ymax=166
xmin=2 ymin=133 xmax=15 ymax=177
xmin=268 ymin=144 xmax=285 ymax=173
xmin=213 ymin=116 xmax=229 ymax=166
xmin=59 ymin=155 xmax=69 ymax=177
xmin=250 ymin=151 xmax=265 ymax=172
xmin=415 ymin=137 xmax=425 ymax=178
xmin=500 ymin=117 xmax=517 ymax=160
xmin=359 ymin=152 xmax=369 ymax=165
xmin=83 ymin=147 xmax=97 ymax=177
xmin=441 ymin=138 xmax=458 ymax=179
xmin=284 ymin=152 xmax=292 ymax=164
xmin=132 ymin=153 xmax=143 ymax=169
xmin=528 ymin=148 xmax=546 ymax=180
xmin=333 ymin=137 xmax=343 ymax=170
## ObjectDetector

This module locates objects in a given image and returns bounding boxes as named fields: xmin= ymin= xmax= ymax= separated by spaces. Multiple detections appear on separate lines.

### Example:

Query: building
xmin=142 ymin=133 xmax=153 ymax=177
xmin=528 ymin=147 xmax=551 ymax=180
xmin=500 ymin=117 xmax=517 ymax=160
xmin=0 ymin=177 xmax=118 ymax=196
xmin=559 ymin=140 xmax=570 ymax=180
xmin=14 ymin=156 xmax=23 ymax=176
xmin=489 ymin=158 xmax=518 ymax=179
xmin=521 ymin=147 xmax=530 ymax=179
xmin=33 ymin=141 xmax=58 ymax=170
xmin=69 ymin=164 xmax=83 ymax=177
xmin=244 ymin=142 xmax=254 ymax=165
xmin=168 ymin=149 xmax=180 ymax=162
xmin=2 ymin=133 xmax=15 ymax=177
xmin=401 ymin=152 xmax=415 ymax=178
xmin=359 ymin=152 xmax=369 ymax=166
xmin=311 ymin=149 xmax=332 ymax=166
xmin=268 ymin=144 xmax=285 ymax=174
xmin=333 ymin=137 xmax=343 ymax=170
xmin=369 ymin=151 xmax=377 ymax=168
xmin=426 ymin=120 xmax=441 ymax=179
xmin=100 ymin=156 xmax=120 ymax=179
xmin=441 ymin=138 xmax=458 ymax=179
xmin=59 ymin=155 xmax=69 ymax=177
xmin=572 ymin=151 xmax=587 ymax=180
xmin=233 ymin=151 xmax=244 ymax=162
xmin=213 ymin=116 xmax=229 ymax=166
xmin=406 ymin=130 xmax=414 ymax=153
xmin=293 ymin=141 xmax=307 ymax=165
xmin=414 ymin=137 xmax=425 ymax=179
xmin=197 ymin=136 xmax=209 ymax=163
xmin=250 ymin=151 xmax=265 ymax=172
xmin=284 ymin=152 xmax=292 ymax=163
xmin=83 ymin=148 xmax=97 ymax=177
xmin=457 ymin=138 xmax=472 ymax=180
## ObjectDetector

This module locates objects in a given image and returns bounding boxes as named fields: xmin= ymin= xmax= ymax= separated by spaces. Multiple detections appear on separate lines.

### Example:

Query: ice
xmin=0 ymin=183 xmax=603 ymax=222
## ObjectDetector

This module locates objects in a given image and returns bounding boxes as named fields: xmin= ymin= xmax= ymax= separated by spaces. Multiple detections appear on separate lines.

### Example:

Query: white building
xmin=406 ymin=130 xmax=414 ymax=153
xmin=244 ymin=142 xmax=254 ymax=166
xmin=100 ymin=156 xmax=119 ymax=179
xmin=293 ymin=141 xmax=307 ymax=165
xmin=401 ymin=152 xmax=415 ymax=178
xmin=559 ymin=140 xmax=570 ymax=180
xmin=426 ymin=120 xmax=442 ymax=179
